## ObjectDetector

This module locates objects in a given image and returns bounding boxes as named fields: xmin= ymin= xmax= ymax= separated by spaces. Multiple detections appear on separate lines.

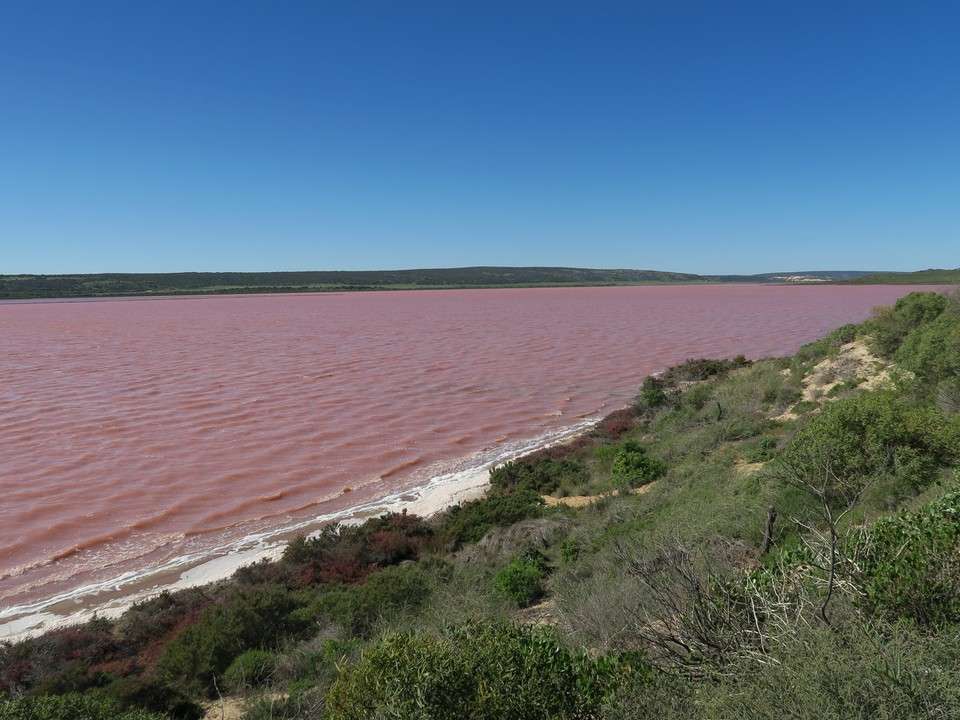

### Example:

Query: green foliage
xmin=493 ymin=551 xmax=548 ymax=607
xmin=0 ymin=625 xmax=125 ymax=698
xmin=113 ymin=587 xmax=213 ymax=649
xmin=794 ymin=323 xmax=858 ymax=365
xmin=313 ymin=563 xmax=432 ymax=637
xmin=103 ymin=676 xmax=203 ymax=720
xmin=436 ymin=487 xmax=544 ymax=545
xmin=745 ymin=436 xmax=778 ymax=463
xmin=559 ymin=538 xmax=582 ymax=564
xmin=778 ymin=391 xmax=959 ymax=507
xmin=638 ymin=376 xmax=668 ymax=408
xmin=660 ymin=356 xmax=751 ymax=384
xmin=325 ymin=622 xmax=645 ymax=720
xmin=0 ymin=693 xmax=166 ymax=720
xmin=222 ymin=649 xmax=277 ymax=691
xmin=894 ymin=312 xmax=960 ymax=385
xmin=791 ymin=399 xmax=819 ymax=415
xmin=156 ymin=585 xmax=312 ymax=696
xmin=854 ymin=491 xmax=960 ymax=626
xmin=862 ymin=291 xmax=947 ymax=357
xmin=490 ymin=457 xmax=590 ymax=495
xmin=610 ymin=441 xmax=665 ymax=489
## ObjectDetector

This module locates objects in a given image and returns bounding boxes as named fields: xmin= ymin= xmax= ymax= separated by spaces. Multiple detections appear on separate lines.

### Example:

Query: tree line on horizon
xmin=1 ymin=266 xmax=945 ymax=300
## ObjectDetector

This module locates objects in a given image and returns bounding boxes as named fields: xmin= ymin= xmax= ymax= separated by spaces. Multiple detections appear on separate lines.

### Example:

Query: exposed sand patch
xmin=542 ymin=482 xmax=658 ymax=508
xmin=203 ymin=693 xmax=286 ymax=720
xmin=774 ymin=339 xmax=902 ymax=421
xmin=734 ymin=459 xmax=766 ymax=475
xmin=203 ymin=696 xmax=246 ymax=720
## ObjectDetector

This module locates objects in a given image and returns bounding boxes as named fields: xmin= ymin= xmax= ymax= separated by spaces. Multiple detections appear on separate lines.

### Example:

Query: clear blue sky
xmin=2 ymin=1 xmax=958 ymax=275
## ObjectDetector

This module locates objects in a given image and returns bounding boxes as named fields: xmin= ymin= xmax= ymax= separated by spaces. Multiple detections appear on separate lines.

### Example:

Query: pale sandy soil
xmin=203 ymin=693 xmax=287 ymax=720
xmin=774 ymin=339 xmax=902 ymax=421
xmin=202 ymin=697 xmax=247 ymax=720
xmin=734 ymin=459 xmax=766 ymax=475
xmin=542 ymin=482 xmax=658 ymax=508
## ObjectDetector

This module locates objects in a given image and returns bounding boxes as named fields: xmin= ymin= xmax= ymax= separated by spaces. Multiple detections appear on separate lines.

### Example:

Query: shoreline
xmin=0 ymin=416 xmax=600 ymax=641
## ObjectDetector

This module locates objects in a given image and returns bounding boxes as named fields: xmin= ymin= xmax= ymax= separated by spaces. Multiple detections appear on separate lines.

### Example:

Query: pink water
xmin=0 ymin=285 xmax=932 ymax=629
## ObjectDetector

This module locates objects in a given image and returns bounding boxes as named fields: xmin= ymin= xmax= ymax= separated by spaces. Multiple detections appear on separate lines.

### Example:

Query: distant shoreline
xmin=0 ymin=265 xmax=912 ymax=301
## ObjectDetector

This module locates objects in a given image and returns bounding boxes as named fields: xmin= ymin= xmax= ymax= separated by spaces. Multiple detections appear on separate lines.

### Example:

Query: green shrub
xmin=638 ymin=376 xmax=668 ymax=408
xmin=313 ymin=563 xmax=432 ymax=637
xmin=490 ymin=457 xmax=590 ymax=495
xmin=661 ymin=357 xmax=750 ymax=384
xmin=0 ymin=693 xmax=166 ymax=720
xmin=746 ymin=436 xmax=778 ymax=463
xmin=493 ymin=551 xmax=548 ymax=607
xmin=611 ymin=441 xmax=665 ymax=489
xmin=894 ymin=312 xmax=960 ymax=385
xmin=854 ymin=491 xmax=960 ymax=625
xmin=777 ymin=391 xmax=959 ymax=508
xmin=791 ymin=399 xmax=819 ymax=414
xmin=282 ymin=512 xmax=434 ymax=586
xmin=156 ymin=584 xmax=312 ymax=696
xmin=436 ymin=487 xmax=544 ymax=545
xmin=326 ymin=622 xmax=644 ymax=720
xmin=863 ymin=291 xmax=947 ymax=357
xmin=559 ymin=538 xmax=582 ymax=564
xmin=222 ymin=649 xmax=277 ymax=690
xmin=104 ymin=676 xmax=203 ymax=720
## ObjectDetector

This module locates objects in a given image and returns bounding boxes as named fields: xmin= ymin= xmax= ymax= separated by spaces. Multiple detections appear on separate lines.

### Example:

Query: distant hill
xmin=704 ymin=270 xmax=873 ymax=283
xmin=843 ymin=268 xmax=960 ymax=285
xmin=0 ymin=266 xmax=925 ymax=300
xmin=0 ymin=267 xmax=703 ymax=299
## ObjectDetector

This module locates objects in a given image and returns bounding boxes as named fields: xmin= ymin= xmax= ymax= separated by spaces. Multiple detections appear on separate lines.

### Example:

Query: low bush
xmin=313 ymin=563 xmax=433 ymax=636
xmin=776 ymin=390 xmax=960 ymax=509
xmin=610 ymin=441 xmax=665 ymax=489
xmin=794 ymin=323 xmax=859 ymax=365
xmin=894 ymin=312 xmax=960 ymax=386
xmin=863 ymin=291 xmax=947 ymax=357
xmin=282 ymin=511 xmax=434 ymax=587
xmin=745 ymin=436 xmax=778 ymax=463
xmin=103 ymin=676 xmax=202 ymax=720
xmin=493 ymin=550 xmax=548 ymax=607
xmin=435 ymin=487 xmax=545 ymax=545
xmin=222 ymin=649 xmax=277 ymax=691
xmin=853 ymin=490 xmax=960 ymax=626
xmin=156 ymin=584 xmax=313 ymax=696
xmin=490 ymin=457 xmax=590 ymax=495
xmin=0 ymin=693 xmax=166 ymax=720
xmin=325 ymin=622 xmax=645 ymax=720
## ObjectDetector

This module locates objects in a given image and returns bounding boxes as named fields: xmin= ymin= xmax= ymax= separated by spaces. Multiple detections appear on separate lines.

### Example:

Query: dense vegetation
xmin=3 ymin=290 xmax=960 ymax=719
xmin=0 ymin=268 xmax=701 ymax=299
xmin=0 ymin=268 xmax=876 ymax=300
xmin=846 ymin=267 xmax=960 ymax=285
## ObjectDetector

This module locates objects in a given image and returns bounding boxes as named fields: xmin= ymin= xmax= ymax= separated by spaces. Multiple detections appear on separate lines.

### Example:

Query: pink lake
xmin=0 ymin=284 xmax=936 ymax=635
